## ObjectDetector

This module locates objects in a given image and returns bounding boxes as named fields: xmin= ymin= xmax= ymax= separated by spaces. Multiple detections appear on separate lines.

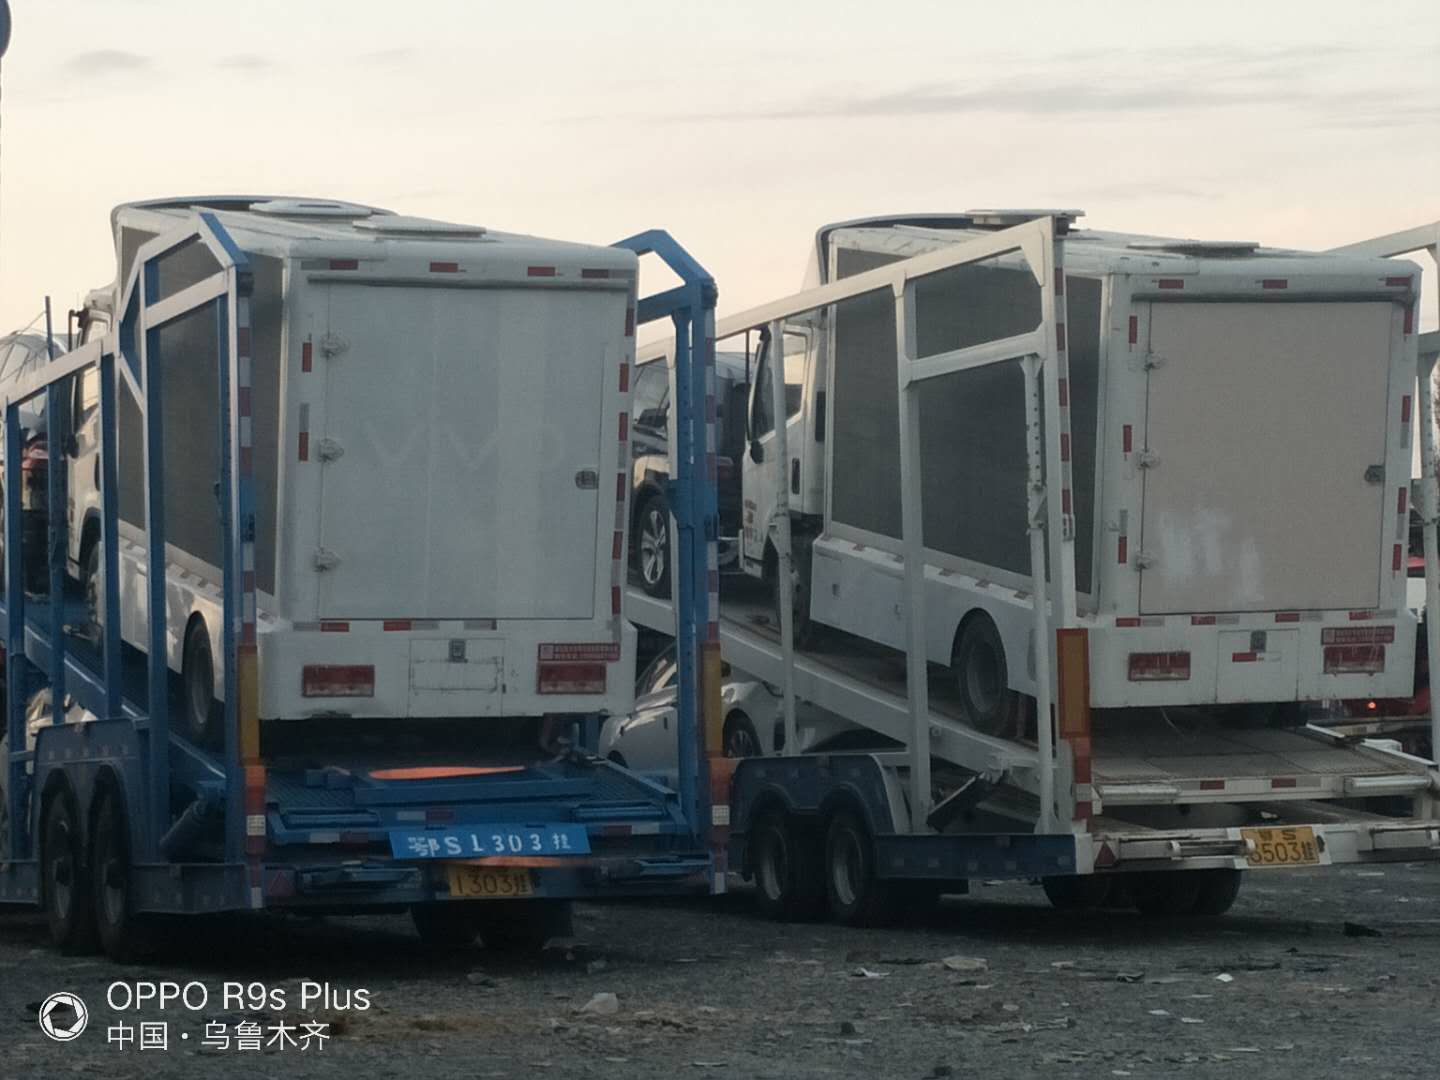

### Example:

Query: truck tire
xmin=723 ymin=711 xmax=762 ymax=758
xmin=1190 ymin=869 xmax=1243 ymax=916
xmin=750 ymin=808 xmax=825 ymax=921
xmin=411 ymin=903 xmax=480 ymax=947
xmin=1041 ymin=874 xmax=1112 ymax=911
xmin=952 ymin=615 xmax=1022 ymax=739
xmin=636 ymin=494 xmax=672 ymax=598
xmin=823 ymin=808 xmax=896 ymax=927
xmin=182 ymin=619 xmax=223 ymax=748
xmin=477 ymin=899 xmax=573 ymax=952
xmin=81 ymin=536 xmax=102 ymax=638
xmin=41 ymin=790 xmax=97 ymax=954
xmin=769 ymin=536 xmax=814 ymax=646
xmin=91 ymin=785 xmax=154 ymax=961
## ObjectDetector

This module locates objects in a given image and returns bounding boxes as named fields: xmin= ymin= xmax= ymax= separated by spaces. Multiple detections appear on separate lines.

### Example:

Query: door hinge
xmin=320 ymin=332 xmax=349 ymax=358
xmin=1143 ymin=352 xmax=1166 ymax=371
xmin=1136 ymin=450 xmax=1161 ymax=470
xmin=313 ymin=548 xmax=341 ymax=571
xmin=1364 ymin=463 xmax=1385 ymax=485
xmin=316 ymin=437 xmax=344 ymax=462
xmin=1133 ymin=550 xmax=1157 ymax=571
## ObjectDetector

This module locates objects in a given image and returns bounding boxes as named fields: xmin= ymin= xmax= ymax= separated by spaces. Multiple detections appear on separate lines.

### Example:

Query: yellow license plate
xmin=1241 ymin=826 xmax=1321 ymax=867
xmin=445 ymin=865 xmax=535 ymax=899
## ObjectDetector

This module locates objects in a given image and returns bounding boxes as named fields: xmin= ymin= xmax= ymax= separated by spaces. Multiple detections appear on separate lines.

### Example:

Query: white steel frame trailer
xmin=628 ymin=213 xmax=1440 ymax=923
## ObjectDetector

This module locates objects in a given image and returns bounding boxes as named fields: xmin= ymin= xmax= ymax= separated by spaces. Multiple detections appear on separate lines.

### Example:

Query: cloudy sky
xmin=0 ymin=0 xmax=1436 ymax=334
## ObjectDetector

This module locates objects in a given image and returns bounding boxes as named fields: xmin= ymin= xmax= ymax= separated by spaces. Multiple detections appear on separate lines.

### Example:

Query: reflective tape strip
xmin=246 ymin=813 xmax=266 ymax=836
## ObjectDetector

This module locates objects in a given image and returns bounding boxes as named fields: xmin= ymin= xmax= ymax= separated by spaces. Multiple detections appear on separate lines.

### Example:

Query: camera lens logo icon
xmin=38 ymin=992 xmax=89 ymax=1041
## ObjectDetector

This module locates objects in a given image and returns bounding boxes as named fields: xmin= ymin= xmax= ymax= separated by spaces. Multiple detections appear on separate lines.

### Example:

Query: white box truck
xmin=737 ymin=211 xmax=1422 ymax=731
xmin=63 ymin=196 xmax=638 ymax=744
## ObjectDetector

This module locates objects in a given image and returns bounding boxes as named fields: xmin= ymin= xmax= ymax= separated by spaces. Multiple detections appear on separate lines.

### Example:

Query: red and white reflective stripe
xmin=1117 ymin=507 xmax=1128 ymax=565
xmin=1051 ymin=245 xmax=1075 ymax=539
xmin=429 ymin=261 xmax=459 ymax=274
xmin=297 ymin=402 xmax=310 ymax=461
xmin=236 ymin=295 xmax=258 ymax=649
xmin=301 ymin=338 xmax=313 ymax=373
xmin=1398 ymin=486 xmax=1409 ymax=544
xmin=703 ymin=315 xmax=720 ymax=645
xmin=244 ymin=764 xmax=266 ymax=907
xmin=610 ymin=281 xmax=639 ymax=642
xmin=1401 ymin=394 xmax=1413 ymax=450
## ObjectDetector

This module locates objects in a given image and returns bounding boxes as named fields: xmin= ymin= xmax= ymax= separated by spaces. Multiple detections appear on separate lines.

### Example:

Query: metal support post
xmin=767 ymin=321 xmax=799 ymax=757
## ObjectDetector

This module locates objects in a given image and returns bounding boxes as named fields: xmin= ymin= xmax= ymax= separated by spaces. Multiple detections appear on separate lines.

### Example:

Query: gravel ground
xmin=3 ymin=864 xmax=1438 ymax=1079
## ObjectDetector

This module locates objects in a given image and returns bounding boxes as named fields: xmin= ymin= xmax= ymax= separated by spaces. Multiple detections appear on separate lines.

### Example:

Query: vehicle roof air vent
xmin=252 ymin=199 xmax=377 ymax=219
xmin=1127 ymin=240 xmax=1260 ymax=256
xmin=353 ymin=216 xmax=488 ymax=238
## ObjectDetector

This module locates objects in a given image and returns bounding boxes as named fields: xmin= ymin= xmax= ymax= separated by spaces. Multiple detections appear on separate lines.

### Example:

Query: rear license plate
xmin=1241 ymin=825 xmax=1321 ymax=867
xmin=446 ymin=865 xmax=534 ymax=899
xmin=390 ymin=824 xmax=590 ymax=859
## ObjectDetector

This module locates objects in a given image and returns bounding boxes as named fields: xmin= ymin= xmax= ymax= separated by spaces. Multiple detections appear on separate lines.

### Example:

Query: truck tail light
xmin=302 ymin=664 xmax=375 ymax=697
xmin=1127 ymin=651 xmax=1191 ymax=681
xmin=537 ymin=662 xmax=606 ymax=694
xmin=1324 ymin=645 xmax=1385 ymax=675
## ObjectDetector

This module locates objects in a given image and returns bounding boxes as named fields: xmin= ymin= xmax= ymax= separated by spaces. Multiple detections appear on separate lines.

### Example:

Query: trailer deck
xmin=628 ymin=579 xmax=1435 ymax=815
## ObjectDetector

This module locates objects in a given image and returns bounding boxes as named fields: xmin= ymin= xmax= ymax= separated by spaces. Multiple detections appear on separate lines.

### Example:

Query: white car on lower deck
xmin=599 ymin=644 xmax=860 ymax=776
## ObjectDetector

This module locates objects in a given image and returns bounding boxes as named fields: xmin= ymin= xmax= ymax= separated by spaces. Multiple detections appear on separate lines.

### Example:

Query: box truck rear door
xmin=315 ymin=283 xmax=609 ymax=620
xmin=1138 ymin=301 xmax=1391 ymax=614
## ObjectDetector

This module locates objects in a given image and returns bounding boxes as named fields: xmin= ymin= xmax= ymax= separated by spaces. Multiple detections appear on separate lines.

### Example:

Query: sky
xmin=0 ymin=0 xmax=1436 ymax=335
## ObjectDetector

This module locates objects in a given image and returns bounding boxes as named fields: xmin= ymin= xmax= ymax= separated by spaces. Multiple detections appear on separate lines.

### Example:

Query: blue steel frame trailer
xmin=0 ymin=212 xmax=722 ymax=956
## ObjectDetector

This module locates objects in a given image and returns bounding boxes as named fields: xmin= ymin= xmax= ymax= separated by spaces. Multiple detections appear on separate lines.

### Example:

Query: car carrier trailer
xmin=627 ymin=213 xmax=1440 ymax=923
xmin=0 ymin=208 xmax=728 ymax=957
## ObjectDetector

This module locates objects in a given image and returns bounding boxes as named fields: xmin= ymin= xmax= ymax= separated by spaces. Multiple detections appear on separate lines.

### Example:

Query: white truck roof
xmin=109 ymin=194 xmax=633 ymax=274
xmin=818 ymin=211 xmax=1415 ymax=283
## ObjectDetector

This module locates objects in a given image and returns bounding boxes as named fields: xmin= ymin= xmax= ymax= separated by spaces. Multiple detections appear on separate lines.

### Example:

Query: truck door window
xmin=632 ymin=360 xmax=669 ymax=434
xmin=750 ymin=334 xmax=806 ymax=438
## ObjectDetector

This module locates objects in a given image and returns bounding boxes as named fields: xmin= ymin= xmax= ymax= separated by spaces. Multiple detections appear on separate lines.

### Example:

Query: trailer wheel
xmin=90 ymin=785 xmax=154 ymax=961
xmin=751 ymin=808 xmax=825 ymax=921
xmin=411 ymin=903 xmax=480 ymax=947
xmin=477 ymin=899 xmax=573 ymax=952
xmin=636 ymin=494 xmax=672 ymax=598
xmin=1041 ymin=874 xmax=1112 ymax=911
xmin=1131 ymin=871 xmax=1202 ymax=917
xmin=824 ymin=809 xmax=896 ymax=927
xmin=952 ymin=615 xmax=1022 ymax=738
xmin=182 ymin=618 xmax=223 ymax=748
xmin=41 ymin=789 xmax=97 ymax=953
xmin=1190 ymin=869 xmax=1243 ymax=916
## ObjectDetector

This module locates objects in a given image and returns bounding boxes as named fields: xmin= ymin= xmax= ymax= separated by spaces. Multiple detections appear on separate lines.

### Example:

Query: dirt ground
xmin=3 ymin=863 xmax=1438 ymax=1079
